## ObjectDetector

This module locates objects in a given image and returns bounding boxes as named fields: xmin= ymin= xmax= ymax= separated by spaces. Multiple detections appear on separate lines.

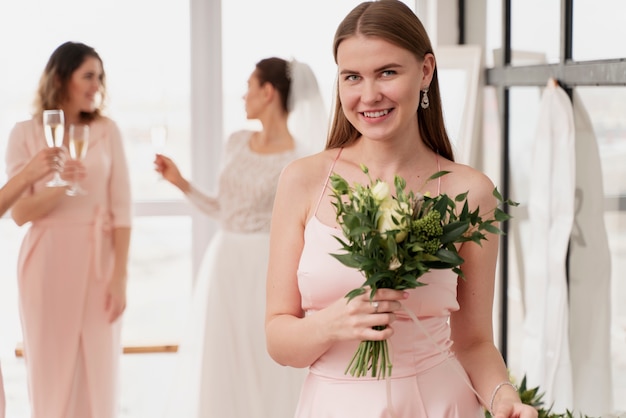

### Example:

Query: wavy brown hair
xmin=327 ymin=0 xmax=454 ymax=161
xmin=33 ymin=41 xmax=106 ymax=123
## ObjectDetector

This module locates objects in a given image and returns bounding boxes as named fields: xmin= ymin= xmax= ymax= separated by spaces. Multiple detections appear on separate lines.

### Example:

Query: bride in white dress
xmin=155 ymin=57 xmax=327 ymax=418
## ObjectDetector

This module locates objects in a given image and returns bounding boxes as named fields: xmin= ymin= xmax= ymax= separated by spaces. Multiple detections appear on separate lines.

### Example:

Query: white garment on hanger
xmin=521 ymin=79 xmax=576 ymax=411
xmin=567 ymin=91 xmax=613 ymax=416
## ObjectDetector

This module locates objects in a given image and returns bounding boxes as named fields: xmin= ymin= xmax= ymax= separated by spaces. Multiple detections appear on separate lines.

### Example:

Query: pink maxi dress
xmin=294 ymin=157 xmax=485 ymax=418
xmin=5 ymin=117 xmax=131 ymax=418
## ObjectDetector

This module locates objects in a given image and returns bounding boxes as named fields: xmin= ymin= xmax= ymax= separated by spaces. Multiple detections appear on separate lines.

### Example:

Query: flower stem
xmin=344 ymin=339 xmax=393 ymax=379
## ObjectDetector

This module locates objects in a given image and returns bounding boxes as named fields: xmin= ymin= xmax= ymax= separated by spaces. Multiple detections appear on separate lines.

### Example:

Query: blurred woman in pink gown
xmin=5 ymin=41 xmax=131 ymax=418
xmin=265 ymin=1 xmax=538 ymax=417
xmin=0 ymin=147 xmax=63 ymax=418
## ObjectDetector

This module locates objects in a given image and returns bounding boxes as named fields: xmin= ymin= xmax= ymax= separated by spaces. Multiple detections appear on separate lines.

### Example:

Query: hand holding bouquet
xmin=329 ymin=165 xmax=517 ymax=379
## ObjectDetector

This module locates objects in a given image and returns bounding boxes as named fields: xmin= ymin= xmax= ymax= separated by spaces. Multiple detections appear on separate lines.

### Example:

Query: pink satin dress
xmin=5 ymin=117 xmax=131 ymax=418
xmin=294 ymin=152 xmax=484 ymax=417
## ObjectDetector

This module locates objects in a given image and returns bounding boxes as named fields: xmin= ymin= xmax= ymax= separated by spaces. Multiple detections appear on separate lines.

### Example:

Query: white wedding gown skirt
xmin=163 ymin=230 xmax=305 ymax=418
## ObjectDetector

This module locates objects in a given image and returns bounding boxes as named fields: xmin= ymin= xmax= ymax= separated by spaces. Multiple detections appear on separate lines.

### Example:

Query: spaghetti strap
xmin=314 ymin=148 xmax=343 ymax=216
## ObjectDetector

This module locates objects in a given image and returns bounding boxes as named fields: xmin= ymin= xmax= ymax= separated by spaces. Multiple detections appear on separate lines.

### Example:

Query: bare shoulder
xmin=276 ymin=148 xmax=343 ymax=219
xmin=281 ymin=148 xmax=341 ymax=188
xmin=439 ymin=160 xmax=497 ymax=208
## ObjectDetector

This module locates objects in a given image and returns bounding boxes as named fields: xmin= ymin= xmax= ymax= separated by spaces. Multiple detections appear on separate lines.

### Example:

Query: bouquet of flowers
xmin=329 ymin=165 xmax=517 ymax=379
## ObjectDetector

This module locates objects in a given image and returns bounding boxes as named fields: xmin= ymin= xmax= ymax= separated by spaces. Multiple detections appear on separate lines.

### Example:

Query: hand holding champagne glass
xmin=43 ymin=109 xmax=68 ymax=187
xmin=66 ymin=123 xmax=89 ymax=196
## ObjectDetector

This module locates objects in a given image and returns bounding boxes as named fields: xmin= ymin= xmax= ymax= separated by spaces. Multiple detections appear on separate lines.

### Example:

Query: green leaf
xmin=494 ymin=208 xmax=512 ymax=222
xmin=479 ymin=222 xmax=502 ymax=235
xmin=431 ymin=196 xmax=451 ymax=217
xmin=330 ymin=174 xmax=350 ymax=194
xmin=460 ymin=199 xmax=469 ymax=219
xmin=330 ymin=253 xmax=363 ymax=269
xmin=394 ymin=175 xmax=406 ymax=191
xmin=453 ymin=266 xmax=465 ymax=279
xmin=455 ymin=191 xmax=469 ymax=202
xmin=433 ymin=248 xmax=464 ymax=265
xmin=428 ymin=170 xmax=450 ymax=181
xmin=492 ymin=187 xmax=504 ymax=202
xmin=344 ymin=287 xmax=366 ymax=301
xmin=440 ymin=221 xmax=470 ymax=244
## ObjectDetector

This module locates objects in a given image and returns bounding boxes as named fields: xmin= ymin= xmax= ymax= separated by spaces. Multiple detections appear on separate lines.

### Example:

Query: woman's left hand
xmin=105 ymin=277 xmax=127 ymax=323
xmin=492 ymin=401 xmax=539 ymax=418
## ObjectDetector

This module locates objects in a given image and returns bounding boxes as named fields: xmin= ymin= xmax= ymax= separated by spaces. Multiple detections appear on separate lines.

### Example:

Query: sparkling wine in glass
xmin=43 ymin=109 xmax=68 ymax=187
xmin=66 ymin=124 xmax=89 ymax=196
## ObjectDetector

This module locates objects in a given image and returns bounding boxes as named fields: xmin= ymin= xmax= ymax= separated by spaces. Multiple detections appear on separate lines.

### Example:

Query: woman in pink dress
xmin=265 ymin=1 xmax=538 ymax=417
xmin=5 ymin=41 xmax=131 ymax=418
xmin=0 ymin=147 xmax=63 ymax=418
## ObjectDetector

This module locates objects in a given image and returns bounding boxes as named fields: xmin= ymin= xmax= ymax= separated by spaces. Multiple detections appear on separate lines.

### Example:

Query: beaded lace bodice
xmin=186 ymin=130 xmax=301 ymax=233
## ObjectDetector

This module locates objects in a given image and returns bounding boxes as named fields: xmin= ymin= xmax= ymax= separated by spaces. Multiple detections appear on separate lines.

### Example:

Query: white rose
xmin=378 ymin=199 xmax=410 ymax=243
xmin=371 ymin=181 xmax=390 ymax=202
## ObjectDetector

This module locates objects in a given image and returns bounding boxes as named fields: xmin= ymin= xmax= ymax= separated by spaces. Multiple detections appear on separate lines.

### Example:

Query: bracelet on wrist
xmin=489 ymin=380 xmax=517 ymax=414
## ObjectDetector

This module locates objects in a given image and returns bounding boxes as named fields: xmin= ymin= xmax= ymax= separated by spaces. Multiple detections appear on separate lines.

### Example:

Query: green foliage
xmin=328 ymin=166 xmax=517 ymax=378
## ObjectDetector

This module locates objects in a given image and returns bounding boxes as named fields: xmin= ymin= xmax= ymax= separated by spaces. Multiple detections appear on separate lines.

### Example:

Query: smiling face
xmin=64 ymin=56 xmax=103 ymax=117
xmin=336 ymin=34 xmax=433 ymax=143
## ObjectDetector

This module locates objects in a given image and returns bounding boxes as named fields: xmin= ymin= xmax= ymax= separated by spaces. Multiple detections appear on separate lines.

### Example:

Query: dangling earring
xmin=420 ymin=88 xmax=430 ymax=109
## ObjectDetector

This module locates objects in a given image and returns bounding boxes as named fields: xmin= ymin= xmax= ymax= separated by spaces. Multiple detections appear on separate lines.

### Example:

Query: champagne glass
xmin=43 ymin=109 xmax=68 ymax=187
xmin=66 ymin=124 xmax=89 ymax=196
